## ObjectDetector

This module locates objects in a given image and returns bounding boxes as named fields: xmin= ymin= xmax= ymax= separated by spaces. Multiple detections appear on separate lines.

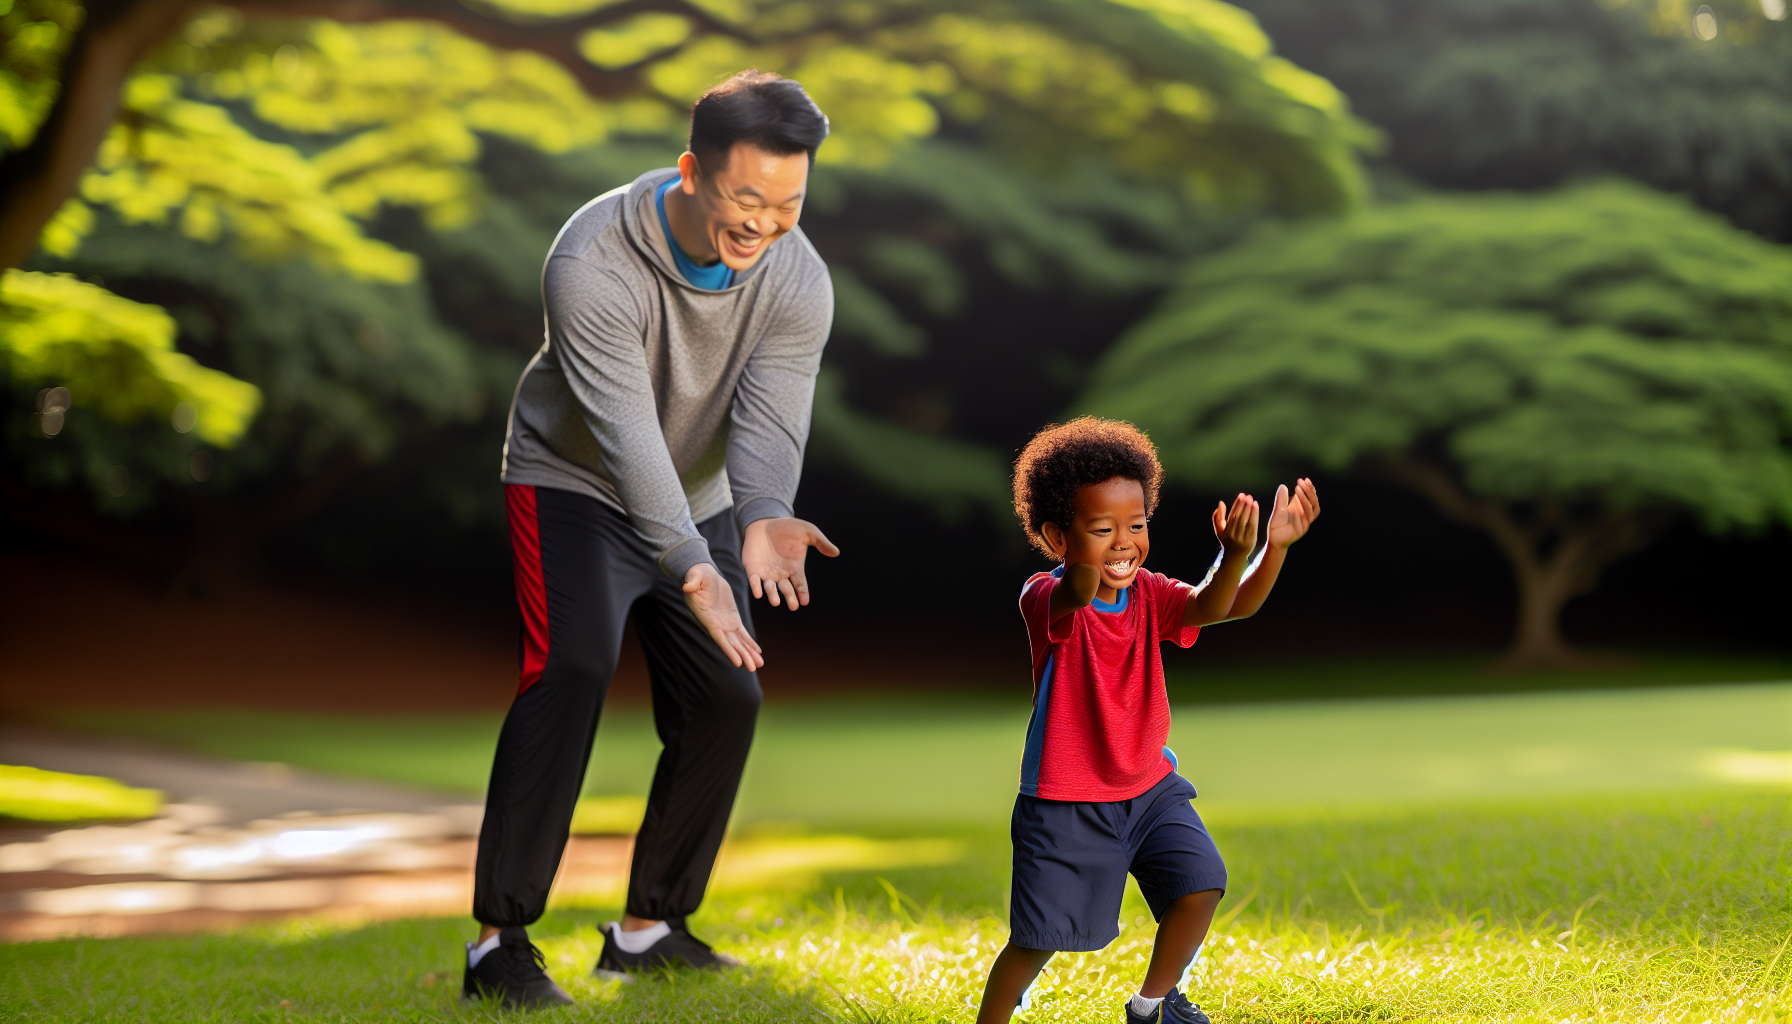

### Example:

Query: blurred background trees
xmin=1 ymin=0 xmax=1369 ymax=591
xmin=3 ymin=0 xmax=1790 ymax=669
xmin=1079 ymin=181 xmax=1792 ymax=668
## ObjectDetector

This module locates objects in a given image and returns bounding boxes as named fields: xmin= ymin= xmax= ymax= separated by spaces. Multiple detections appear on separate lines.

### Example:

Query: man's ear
xmin=1040 ymin=522 xmax=1067 ymax=560
xmin=677 ymin=151 xmax=701 ymax=194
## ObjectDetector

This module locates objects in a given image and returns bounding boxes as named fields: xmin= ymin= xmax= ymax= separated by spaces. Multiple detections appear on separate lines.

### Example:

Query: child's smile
xmin=1059 ymin=476 xmax=1151 ymax=602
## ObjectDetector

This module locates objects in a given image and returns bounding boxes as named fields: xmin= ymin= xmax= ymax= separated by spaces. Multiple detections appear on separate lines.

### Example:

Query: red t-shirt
xmin=1017 ymin=568 xmax=1200 ymax=802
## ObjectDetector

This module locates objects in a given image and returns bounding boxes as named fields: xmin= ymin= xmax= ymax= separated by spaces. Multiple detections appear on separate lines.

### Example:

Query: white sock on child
xmin=608 ymin=920 xmax=670 ymax=953
xmin=1129 ymin=992 xmax=1165 ymax=1016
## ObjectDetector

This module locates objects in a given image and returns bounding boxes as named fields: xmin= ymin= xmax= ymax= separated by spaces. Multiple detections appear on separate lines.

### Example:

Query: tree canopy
xmin=1079 ymin=179 xmax=1792 ymax=666
xmin=0 ymin=0 xmax=1373 ymax=584
xmin=1239 ymin=0 xmax=1792 ymax=240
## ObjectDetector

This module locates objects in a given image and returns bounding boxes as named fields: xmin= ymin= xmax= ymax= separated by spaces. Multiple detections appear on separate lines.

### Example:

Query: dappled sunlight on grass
xmin=17 ymin=687 xmax=1792 ymax=1021
xmin=8 ymin=786 xmax=1792 ymax=1021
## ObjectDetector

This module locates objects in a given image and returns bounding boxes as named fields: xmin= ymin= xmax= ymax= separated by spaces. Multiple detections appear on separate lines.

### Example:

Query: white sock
xmin=1129 ymin=992 xmax=1164 ymax=1016
xmin=608 ymin=920 xmax=670 ymax=953
xmin=466 ymin=934 xmax=501 ymax=968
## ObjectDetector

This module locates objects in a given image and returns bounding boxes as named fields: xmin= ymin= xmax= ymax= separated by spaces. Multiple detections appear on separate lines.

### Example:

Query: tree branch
xmin=1376 ymin=454 xmax=1543 ymax=580
xmin=224 ymin=0 xmax=746 ymax=96
xmin=0 ymin=0 xmax=746 ymax=272
xmin=0 ymin=0 xmax=206 ymax=270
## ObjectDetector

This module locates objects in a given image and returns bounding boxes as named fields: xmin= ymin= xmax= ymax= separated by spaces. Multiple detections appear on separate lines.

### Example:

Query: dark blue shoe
xmin=1123 ymin=987 xmax=1211 ymax=1023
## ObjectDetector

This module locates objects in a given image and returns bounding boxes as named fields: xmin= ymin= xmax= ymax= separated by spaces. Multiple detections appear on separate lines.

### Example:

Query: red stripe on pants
xmin=506 ymin=484 xmax=550 ymax=695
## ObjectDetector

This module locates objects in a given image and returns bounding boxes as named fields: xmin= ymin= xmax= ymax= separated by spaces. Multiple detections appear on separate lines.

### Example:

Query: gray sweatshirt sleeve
xmin=728 ymin=269 xmax=834 ymax=530
xmin=545 ymin=253 xmax=711 ymax=578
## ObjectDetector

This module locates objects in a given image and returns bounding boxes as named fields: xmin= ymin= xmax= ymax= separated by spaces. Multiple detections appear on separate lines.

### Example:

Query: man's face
xmin=678 ymin=142 xmax=809 ymax=271
xmin=1046 ymin=476 xmax=1151 ymax=593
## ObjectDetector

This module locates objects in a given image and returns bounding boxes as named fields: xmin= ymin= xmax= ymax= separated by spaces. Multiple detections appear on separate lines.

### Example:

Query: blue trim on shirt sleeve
xmin=1018 ymin=655 xmax=1053 ymax=797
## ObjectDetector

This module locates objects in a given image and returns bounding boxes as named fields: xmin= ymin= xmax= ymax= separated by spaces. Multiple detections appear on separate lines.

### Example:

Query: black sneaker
xmin=592 ymin=921 xmax=740 ymax=977
xmin=1124 ymin=987 xmax=1211 ymax=1024
xmin=462 ymin=927 xmax=575 ymax=1009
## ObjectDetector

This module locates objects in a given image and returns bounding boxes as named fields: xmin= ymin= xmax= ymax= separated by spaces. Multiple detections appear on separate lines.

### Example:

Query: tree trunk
xmin=0 ymin=0 xmax=203 ymax=270
xmin=1381 ymin=457 xmax=1661 ymax=671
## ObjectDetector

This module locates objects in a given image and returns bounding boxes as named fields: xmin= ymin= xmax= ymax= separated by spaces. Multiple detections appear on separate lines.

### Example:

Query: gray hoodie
xmin=500 ymin=168 xmax=833 ymax=579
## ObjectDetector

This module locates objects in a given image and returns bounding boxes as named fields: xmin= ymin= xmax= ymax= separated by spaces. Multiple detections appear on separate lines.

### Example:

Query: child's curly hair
xmin=1012 ymin=417 xmax=1163 ymax=558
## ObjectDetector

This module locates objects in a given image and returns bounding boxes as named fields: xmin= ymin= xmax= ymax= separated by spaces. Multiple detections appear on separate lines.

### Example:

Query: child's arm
xmin=1182 ymin=493 xmax=1260 ymax=627
xmin=1050 ymin=562 xmax=1101 ymax=622
xmin=1211 ymin=478 xmax=1321 ymax=623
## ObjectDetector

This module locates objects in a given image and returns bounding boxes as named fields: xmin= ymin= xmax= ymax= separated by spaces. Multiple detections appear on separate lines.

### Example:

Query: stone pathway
xmin=0 ymin=726 xmax=629 ymax=941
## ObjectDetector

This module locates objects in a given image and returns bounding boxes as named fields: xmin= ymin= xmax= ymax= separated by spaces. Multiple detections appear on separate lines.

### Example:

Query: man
xmin=462 ymin=71 xmax=838 ymax=1007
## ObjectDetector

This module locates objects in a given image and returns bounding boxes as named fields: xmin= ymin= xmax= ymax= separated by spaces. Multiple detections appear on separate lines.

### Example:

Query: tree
xmin=1236 ymin=0 xmax=1792 ymax=240
xmin=2 ymin=0 xmax=1373 ymax=270
xmin=3 ymin=0 xmax=1375 ymax=586
xmin=1077 ymin=180 xmax=1792 ymax=668
xmin=1 ymin=267 xmax=259 ymax=446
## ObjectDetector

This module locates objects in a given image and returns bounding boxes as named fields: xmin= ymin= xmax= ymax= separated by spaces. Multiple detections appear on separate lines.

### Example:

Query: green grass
xmin=6 ymin=790 xmax=1792 ymax=1021
xmin=59 ymin=677 xmax=1792 ymax=820
xmin=1162 ymin=652 xmax=1792 ymax=704
xmin=21 ymin=677 xmax=1792 ymax=1020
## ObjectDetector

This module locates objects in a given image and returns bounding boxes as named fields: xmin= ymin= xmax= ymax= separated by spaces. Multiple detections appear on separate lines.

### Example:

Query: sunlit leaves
xmin=791 ymin=46 xmax=949 ymax=165
xmin=0 ymin=0 xmax=75 ymax=153
xmin=580 ymin=12 xmax=694 ymax=69
xmin=0 ymin=269 xmax=261 ymax=446
xmin=1080 ymin=181 xmax=1792 ymax=529
xmin=205 ymin=20 xmax=666 ymax=229
xmin=72 ymin=75 xmax=418 ymax=281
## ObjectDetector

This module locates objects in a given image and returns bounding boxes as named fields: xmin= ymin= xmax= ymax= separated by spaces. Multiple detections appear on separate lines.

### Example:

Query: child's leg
xmin=976 ymin=943 xmax=1055 ymax=1024
xmin=1140 ymin=888 xmax=1223 ymax=998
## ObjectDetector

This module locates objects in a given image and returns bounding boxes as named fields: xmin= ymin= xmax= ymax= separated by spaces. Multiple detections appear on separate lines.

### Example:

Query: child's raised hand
xmin=1266 ymin=477 xmax=1321 ymax=550
xmin=1211 ymin=492 xmax=1259 ymax=560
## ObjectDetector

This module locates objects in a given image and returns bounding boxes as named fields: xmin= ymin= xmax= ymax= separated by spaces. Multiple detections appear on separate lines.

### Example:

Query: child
xmin=976 ymin=417 xmax=1319 ymax=1024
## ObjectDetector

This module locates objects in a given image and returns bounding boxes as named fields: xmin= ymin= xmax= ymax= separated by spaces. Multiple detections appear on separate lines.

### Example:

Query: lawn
xmin=11 ymin=673 xmax=1792 ymax=1022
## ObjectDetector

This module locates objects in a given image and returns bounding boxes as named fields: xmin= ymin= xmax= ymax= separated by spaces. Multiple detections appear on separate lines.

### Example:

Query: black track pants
xmin=472 ymin=484 xmax=761 ymax=928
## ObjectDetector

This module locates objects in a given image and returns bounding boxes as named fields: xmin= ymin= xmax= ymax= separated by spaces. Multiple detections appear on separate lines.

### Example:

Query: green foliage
xmin=0 ymin=763 xmax=162 ymax=821
xmin=1 ymin=0 xmax=1374 ymax=573
xmin=0 ymin=269 xmax=260 ymax=446
xmin=1081 ymin=180 xmax=1792 ymax=531
xmin=34 ymin=218 xmax=494 ymax=471
xmin=1240 ymin=0 xmax=1792 ymax=239
xmin=0 ymin=0 xmax=74 ymax=153
xmin=808 ymin=368 xmax=1012 ymax=519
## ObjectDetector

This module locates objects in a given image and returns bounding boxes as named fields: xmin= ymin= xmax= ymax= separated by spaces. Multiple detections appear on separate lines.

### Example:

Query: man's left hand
xmin=742 ymin=517 xmax=840 ymax=609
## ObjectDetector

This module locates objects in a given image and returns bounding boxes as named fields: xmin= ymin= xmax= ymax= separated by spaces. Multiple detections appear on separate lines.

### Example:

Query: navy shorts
xmin=1009 ymin=771 xmax=1226 ymax=952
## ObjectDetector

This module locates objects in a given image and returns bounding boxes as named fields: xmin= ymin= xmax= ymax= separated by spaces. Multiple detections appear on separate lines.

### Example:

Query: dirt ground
xmin=0 ymin=551 xmax=1022 ymax=715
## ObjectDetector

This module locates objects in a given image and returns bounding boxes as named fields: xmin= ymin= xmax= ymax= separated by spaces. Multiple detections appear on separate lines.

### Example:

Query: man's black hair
xmin=689 ymin=70 xmax=829 ymax=173
xmin=1012 ymin=417 xmax=1164 ymax=558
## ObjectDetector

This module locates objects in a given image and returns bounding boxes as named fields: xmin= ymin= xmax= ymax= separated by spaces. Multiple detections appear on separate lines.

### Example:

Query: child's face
xmin=1048 ymin=476 xmax=1150 ymax=593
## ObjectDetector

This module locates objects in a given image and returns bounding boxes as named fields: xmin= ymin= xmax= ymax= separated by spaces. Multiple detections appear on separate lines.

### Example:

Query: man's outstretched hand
xmin=682 ymin=563 xmax=764 ymax=670
xmin=742 ymin=517 xmax=840 ymax=610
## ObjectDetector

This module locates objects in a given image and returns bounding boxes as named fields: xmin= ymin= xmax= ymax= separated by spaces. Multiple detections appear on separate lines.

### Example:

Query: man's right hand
xmin=682 ymin=563 xmax=765 ymax=670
